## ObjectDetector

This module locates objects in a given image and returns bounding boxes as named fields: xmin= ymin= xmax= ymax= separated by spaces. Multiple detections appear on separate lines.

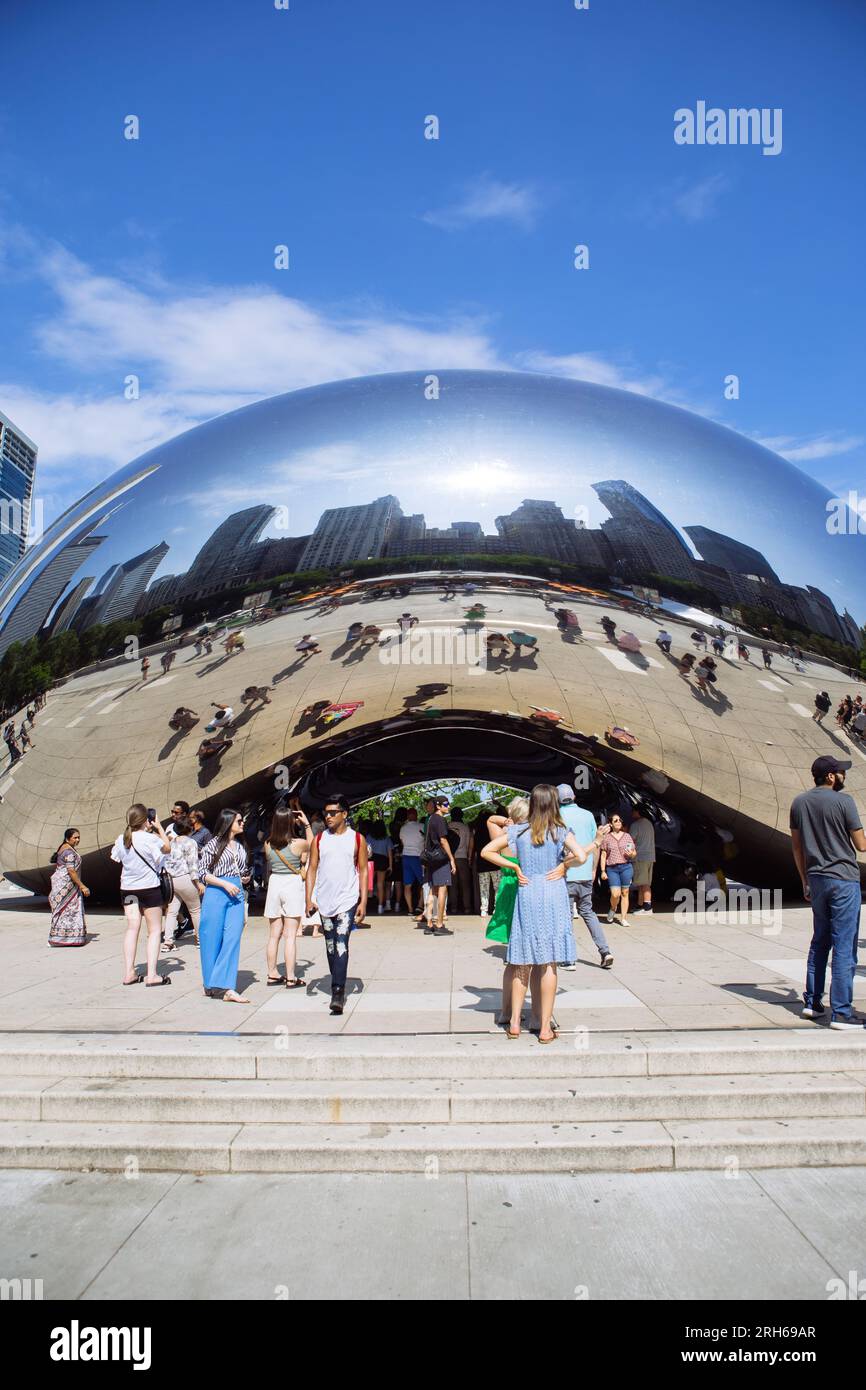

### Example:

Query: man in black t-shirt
xmin=423 ymin=794 xmax=456 ymax=935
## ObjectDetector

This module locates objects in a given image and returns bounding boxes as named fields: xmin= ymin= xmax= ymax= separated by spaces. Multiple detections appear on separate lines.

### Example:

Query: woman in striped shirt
xmin=198 ymin=808 xmax=251 ymax=1002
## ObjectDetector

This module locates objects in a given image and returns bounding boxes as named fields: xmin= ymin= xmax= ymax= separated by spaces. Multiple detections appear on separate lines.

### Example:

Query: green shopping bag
xmin=485 ymin=856 xmax=519 ymax=944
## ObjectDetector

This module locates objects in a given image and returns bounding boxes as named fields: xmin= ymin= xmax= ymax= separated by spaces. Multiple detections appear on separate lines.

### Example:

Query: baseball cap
xmin=556 ymin=783 xmax=575 ymax=802
xmin=811 ymin=755 xmax=851 ymax=779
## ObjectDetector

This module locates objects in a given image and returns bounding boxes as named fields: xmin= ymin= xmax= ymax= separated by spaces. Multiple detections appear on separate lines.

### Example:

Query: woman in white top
xmin=111 ymin=804 xmax=171 ymax=987
xmin=162 ymin=814 xmax=204 ymax=951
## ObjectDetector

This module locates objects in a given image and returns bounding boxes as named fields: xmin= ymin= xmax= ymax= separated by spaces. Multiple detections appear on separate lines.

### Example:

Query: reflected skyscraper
xmin=0 ymin=531 xmax=104 ymax=657
xmin=593 ymin=479 xmax=697 ymax=581
xmin=85 ymin=541 xmax=169 ymax=629
xmin=182 ymin=506 xmax=275 ymax=600
xmin=300 ymin=495 xmax=403 ymax=570
xmin=684 ymin=526 xmax=781 ymax=584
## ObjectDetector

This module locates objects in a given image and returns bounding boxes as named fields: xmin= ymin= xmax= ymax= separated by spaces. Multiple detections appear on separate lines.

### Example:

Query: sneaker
xmin=377 ymin=904 xmax=384 ymax=914
xmin=560 ymin=961 xmax=577 ymax=971
xmin=801 ymin=1003 xmax=825 ymax=1019
xmin=830 ymin=1015 xmax=864 ymax=1030
xmin=605 ymin=911 xmax=616 ymax=925
xmin=640 ymin=904 xmax=653 ymax=914
xmin=601 ymin=953 xmax=614 ymax=969
xmin=619 ymin=917 xmax=630 ymax=927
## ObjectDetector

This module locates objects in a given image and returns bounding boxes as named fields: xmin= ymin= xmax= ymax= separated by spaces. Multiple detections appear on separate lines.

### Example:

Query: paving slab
xmin=80 ymin=1173 xmax=470 ymax=1301
xmin=466 ymin=1170 xmax=843 ymax=1301
xmin=0 ymin=1170 xmax=179 ymax=1300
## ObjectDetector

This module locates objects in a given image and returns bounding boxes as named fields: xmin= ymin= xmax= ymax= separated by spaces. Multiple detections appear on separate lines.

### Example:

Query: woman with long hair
xmin=198 ymin=807 xmax=251 ymax=1002
xmin=481 ymin=784 xmax=605 ymax=1043
xmin=483 ymin=797 xmax=532 ymax=1026
xmin=111 ymin=805 xmax=171 ymax=986
xmin=599 ymin=812 xmax=637 ymax=926
xmin=162 ymin=814 xmax=203 ymax=951
xmin=47 ymin=828 xmax=89 ymax=947
xmin=263 ymin=805 xmax=312 ymax=987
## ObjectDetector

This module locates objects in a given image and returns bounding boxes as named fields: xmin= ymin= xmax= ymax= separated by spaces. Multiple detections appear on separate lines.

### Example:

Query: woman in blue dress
xmin=481 ymin=784 xmax=606 ymax=1043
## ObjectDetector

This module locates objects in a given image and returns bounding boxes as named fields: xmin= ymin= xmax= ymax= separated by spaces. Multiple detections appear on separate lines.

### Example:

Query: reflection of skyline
xmin=1 ymin=372 xmax=865 ymax=652
xmin=6 ymin=474 xmax=857 ymax=657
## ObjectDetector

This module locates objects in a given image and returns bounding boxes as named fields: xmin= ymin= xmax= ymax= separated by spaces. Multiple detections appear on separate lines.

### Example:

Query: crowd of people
xmin=43 ymin=781 xmax=659 ymax=1036
xmin=2 ymin=693 xmax=44 ymax=765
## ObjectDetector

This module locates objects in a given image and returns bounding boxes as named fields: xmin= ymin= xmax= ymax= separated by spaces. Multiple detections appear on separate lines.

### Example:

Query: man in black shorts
xmin=422 ymin=794 xmax=456 ymax=936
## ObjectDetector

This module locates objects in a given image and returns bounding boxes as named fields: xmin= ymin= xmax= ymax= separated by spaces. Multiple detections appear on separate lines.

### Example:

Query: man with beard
xmin=791 ymin=756 xmax=866 ymax=1029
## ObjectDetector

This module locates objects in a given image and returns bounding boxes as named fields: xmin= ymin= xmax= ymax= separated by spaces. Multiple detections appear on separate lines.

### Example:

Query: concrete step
xmin=2 ymin=1030 xmax=866 ymax=1081
xmin=2 ymin=1072 xmax=864 ymax=1125
xmin=2 ymin=1116 xmax=866 ymax=1173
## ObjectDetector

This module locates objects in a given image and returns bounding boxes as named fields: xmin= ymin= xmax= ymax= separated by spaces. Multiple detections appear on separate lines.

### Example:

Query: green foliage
xmin=352 ymin=780 xmax=523 ymax=826
xmin=738 ymin=603 xmax=859 ymax=670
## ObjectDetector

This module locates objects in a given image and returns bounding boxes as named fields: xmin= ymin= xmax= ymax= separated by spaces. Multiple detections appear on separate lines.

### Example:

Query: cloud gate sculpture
xmin=0 ymin=369 xmax=863 ymax=897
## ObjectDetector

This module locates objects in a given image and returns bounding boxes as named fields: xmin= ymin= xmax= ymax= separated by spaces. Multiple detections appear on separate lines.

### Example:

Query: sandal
xmin=266 ymin=975 xmax=284 ymax=985
xmin=145 ymin=976 xmax=171 ymax=987
xmin=161 ymin=942 xmax=177 ymax=954
xmin=122 ymin=974 xmax=142 ymax=985
xmin=506 ymin=1028 xmax=521 ymax=1039
xmin=538 ymin=1031 xmax=559 ymax=1045
xmin=285 ymin=977 xmax=305 ymax=989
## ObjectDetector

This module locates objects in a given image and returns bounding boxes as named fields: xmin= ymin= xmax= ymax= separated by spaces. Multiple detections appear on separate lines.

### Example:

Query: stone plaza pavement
xmin=2 ymin=892 xmax=866 ymax=1297
xmin=2 ymin=1166 xmax=864 ymax=1301
xmin=1 ymin=892 xmax=860 ymax=1036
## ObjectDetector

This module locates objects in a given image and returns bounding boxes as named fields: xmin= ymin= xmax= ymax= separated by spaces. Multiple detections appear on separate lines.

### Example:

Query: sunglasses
xmin=323 ymin=808 xmax=344 ymax=816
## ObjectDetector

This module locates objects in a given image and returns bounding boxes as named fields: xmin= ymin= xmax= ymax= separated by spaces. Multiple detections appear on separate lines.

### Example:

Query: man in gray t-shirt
xmin=790 ymin=755 xmax=866 ymax=1029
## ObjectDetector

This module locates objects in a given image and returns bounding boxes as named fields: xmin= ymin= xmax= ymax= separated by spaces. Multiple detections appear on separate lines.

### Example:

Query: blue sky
xmin=2 ymin=0 xmax=865 ymax=522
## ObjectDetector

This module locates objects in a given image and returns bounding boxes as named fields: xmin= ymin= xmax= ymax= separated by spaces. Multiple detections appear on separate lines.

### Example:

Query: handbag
xmin=132 ymin=843 xmax=173 ymax=907
xmin=420 ymin=819 xmax=448 ymax=869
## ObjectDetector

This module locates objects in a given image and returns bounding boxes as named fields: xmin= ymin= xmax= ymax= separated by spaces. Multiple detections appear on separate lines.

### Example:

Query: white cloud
xmin=2 ymin=227 xmax=859 ymax=527
xmin=640 ymin=173 xmax=731 ymax=226
xmin=753 ymin=433 xmax=864 ymax=463
xmin=422 ymin=175 xmax=541 ymax=231
xmin=516 ymin=350 xmax=672 ymax=402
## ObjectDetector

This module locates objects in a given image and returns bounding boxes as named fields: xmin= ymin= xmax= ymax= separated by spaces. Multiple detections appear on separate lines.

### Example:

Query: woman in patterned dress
xmin=47 ymin=829 xmax=90 ymax=947
xmin=481 ymin=785 xmax=605 ymax=1043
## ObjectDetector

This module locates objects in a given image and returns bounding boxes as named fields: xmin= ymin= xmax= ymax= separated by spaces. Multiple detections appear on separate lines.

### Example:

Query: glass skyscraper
xmin=0 ymin=409 xmax=37 ymax=581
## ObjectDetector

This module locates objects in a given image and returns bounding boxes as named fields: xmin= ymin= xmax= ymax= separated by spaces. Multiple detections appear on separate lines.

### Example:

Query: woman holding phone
xmin=198 ymin=807 xmax=251 ymax=1002
xmin=599 ymin=813 xmax=637 ymax=926
xmin=111 ymin=804 xmax=171 ymax=986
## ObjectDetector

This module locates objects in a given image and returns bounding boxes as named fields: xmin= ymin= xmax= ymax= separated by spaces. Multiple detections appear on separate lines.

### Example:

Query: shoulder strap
xmin=271 ymin=844 xmax=301 ymax=875
xmin=130 ymin=841 xmax=161 ymax=883
xmin=355 ymin=831 xmax=361 ymax=866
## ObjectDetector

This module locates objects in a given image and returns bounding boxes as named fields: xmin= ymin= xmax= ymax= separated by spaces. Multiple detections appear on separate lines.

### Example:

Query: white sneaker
xmin=377 ymin=905 xmax=384 ymax=915
xmin=560 ymin=962 xmax=577 ymax=971
xmin=619 ymin=917 xmax=630 ymax=927
xmin=830 ymin=1016 xmax=864 ymax=1030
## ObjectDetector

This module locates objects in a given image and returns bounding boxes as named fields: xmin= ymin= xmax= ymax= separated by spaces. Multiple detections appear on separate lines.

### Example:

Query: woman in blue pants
xmin=198 ymin=807 xmax=250 ymax=1002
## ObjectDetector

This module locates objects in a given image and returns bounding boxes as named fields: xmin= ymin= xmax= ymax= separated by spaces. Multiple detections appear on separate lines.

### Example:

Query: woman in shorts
xmin=111 ymin=805 xmax=171 ymax=987
xmin=599 ymin=813 xmax=637 ymax=927
xmin=263 ymin=806 xmax=312 ymax=987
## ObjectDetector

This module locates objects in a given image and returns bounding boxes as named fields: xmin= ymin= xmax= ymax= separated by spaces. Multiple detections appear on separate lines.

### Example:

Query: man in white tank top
xmin=305 ymin=795 xmax=368 ymax=1014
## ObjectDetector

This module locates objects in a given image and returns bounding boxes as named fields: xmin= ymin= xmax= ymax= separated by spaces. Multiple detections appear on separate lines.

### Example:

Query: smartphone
xmin=147 ymin=808 xmax=157 ymax=823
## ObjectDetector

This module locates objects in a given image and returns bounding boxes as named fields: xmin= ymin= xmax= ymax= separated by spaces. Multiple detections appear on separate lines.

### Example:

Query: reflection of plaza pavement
xmin=1 ymin=897 xmax=862 ymax=1036
xmin=1 ymin=583 xmax=865 ymax=886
